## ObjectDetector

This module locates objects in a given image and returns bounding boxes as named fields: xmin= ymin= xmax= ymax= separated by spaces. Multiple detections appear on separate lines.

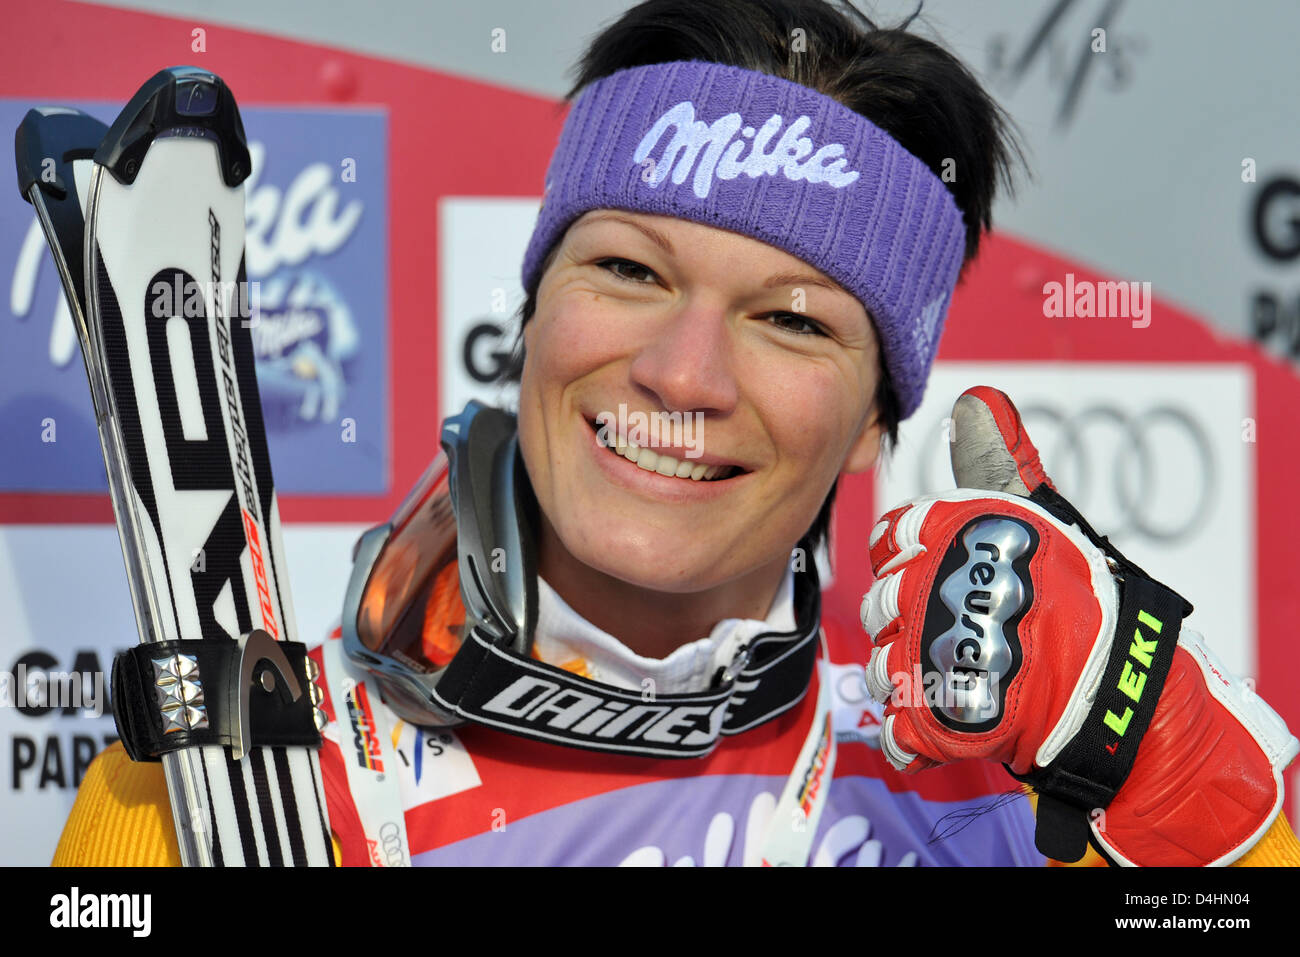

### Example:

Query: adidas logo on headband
xmin=632 ymin=100 xmax=860 ymax=200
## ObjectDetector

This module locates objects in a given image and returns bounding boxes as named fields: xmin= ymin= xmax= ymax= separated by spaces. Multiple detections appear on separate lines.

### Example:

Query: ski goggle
xmin=340 ymin=402 xmax=536 ymax=727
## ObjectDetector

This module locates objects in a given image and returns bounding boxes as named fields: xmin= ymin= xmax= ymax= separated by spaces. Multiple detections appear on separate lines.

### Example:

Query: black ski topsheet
xmin=18 ymin=70 xmax=331 ymax=865
xmin=15 ymin=107 xmax=165 ymax=681
xmin=14 ymin=108 xmax=105 ymax=327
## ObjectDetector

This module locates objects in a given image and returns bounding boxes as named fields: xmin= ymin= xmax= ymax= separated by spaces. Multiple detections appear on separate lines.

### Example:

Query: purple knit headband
xmin=520 ymin=59 xmax=967 ymax=418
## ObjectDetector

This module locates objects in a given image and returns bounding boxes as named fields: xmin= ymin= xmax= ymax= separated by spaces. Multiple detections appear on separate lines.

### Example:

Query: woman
xmin=56 ymin=0 xmax=1297 ymax=867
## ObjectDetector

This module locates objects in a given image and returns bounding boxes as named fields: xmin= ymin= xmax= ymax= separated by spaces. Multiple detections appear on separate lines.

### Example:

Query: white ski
xmin=17 ymin=67 xmax=332 ymax=866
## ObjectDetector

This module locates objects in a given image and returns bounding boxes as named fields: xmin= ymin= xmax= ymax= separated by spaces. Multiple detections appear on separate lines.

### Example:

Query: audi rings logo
xmin=827 ymin=662 xmax=883 ymax=747
xmin=917 ymin=403 xmax=1215 ymax=543
xmin=379 ymin=821 xmax=408 ymax=867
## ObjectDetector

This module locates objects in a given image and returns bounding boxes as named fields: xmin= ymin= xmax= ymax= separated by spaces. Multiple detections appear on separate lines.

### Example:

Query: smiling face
xmin=517 ymin=209 xmax=885 ymax=607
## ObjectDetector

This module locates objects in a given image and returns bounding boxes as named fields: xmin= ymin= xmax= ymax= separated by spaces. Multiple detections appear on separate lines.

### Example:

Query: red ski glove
xmin=861 ymin=386 xmax=1298 ymax=866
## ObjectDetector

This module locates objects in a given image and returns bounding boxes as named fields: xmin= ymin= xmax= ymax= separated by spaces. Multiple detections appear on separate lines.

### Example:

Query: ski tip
xmin=94 ymin=65 xmax=251 ymax=189
xmin=14 ymin=107 xmax=109 ymax=203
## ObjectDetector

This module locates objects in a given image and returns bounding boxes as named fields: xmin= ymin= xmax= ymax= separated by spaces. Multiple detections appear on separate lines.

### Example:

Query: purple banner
xmin=3 ymin=100 xmax=389 ymax=494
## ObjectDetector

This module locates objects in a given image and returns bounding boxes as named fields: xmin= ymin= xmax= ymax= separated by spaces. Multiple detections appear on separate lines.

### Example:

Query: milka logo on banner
xmin=10 ymin=140 xmax=362 ymax=370
xmin=633 ymin=100 xmax=860 ymax=199
xmin=4 ymin=102 xmax=387 ymax=488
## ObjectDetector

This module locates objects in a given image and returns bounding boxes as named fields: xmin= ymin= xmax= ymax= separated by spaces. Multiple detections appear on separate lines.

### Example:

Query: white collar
xmin=531 ymin=567 xmax=797 ymax=694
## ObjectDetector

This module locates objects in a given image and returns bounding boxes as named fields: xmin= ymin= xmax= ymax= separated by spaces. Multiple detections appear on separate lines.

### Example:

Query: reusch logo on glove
xmin=921 ymin=516 xmax=1034 ymax=732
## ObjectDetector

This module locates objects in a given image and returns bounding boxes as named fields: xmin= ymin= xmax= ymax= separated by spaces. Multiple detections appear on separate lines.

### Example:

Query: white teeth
xmin=600 ymin=429 xmax=735 ymax=483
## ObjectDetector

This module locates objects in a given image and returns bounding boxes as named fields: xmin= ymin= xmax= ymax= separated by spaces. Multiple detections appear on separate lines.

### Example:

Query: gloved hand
xmin=860 ymin=386 xmax=1299 ymax=866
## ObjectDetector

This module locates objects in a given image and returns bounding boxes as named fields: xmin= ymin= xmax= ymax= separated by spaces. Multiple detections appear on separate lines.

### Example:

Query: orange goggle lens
xmin=355 ymin=454 xmax=466 ymax=671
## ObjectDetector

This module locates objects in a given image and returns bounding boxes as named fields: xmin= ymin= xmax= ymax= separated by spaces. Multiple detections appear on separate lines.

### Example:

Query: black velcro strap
xmin=1026 ymin=573 xmax=1187 ymax=805
xmin=112 ymin=637 xmax=321 ymax=761
xmin=1032 ymin=792 xmax=1094 ymax=863
xmin=1012 ymin=485 xmax=1191 ymax=862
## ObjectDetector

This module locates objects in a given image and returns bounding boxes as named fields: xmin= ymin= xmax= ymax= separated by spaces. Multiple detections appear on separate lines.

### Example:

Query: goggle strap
xmin=429 ymin=616 xmax=819 ymax=759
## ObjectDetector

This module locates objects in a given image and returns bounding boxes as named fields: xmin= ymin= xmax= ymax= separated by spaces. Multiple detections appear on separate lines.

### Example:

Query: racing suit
xmin=55 ymin=563 xmax=1051 ymax=866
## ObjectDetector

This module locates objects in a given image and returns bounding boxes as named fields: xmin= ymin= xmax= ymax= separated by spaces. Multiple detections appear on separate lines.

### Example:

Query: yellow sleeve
xmin=52 ymin=741 xmax=345 ymax=866
xmin=51 ymin=741 xmax=181 ymax=866
xmin=1232 ymin=813 xmax=1300 ymax=867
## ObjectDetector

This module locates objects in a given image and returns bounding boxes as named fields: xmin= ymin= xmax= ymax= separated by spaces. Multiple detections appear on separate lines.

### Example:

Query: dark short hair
xmin=501 ymin=0 xmax=1023 ymax=555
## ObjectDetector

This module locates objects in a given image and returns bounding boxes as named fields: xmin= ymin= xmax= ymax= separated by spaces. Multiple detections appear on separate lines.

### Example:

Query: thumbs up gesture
xmin=860 ymin=386 xmax=1298 ymax=865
